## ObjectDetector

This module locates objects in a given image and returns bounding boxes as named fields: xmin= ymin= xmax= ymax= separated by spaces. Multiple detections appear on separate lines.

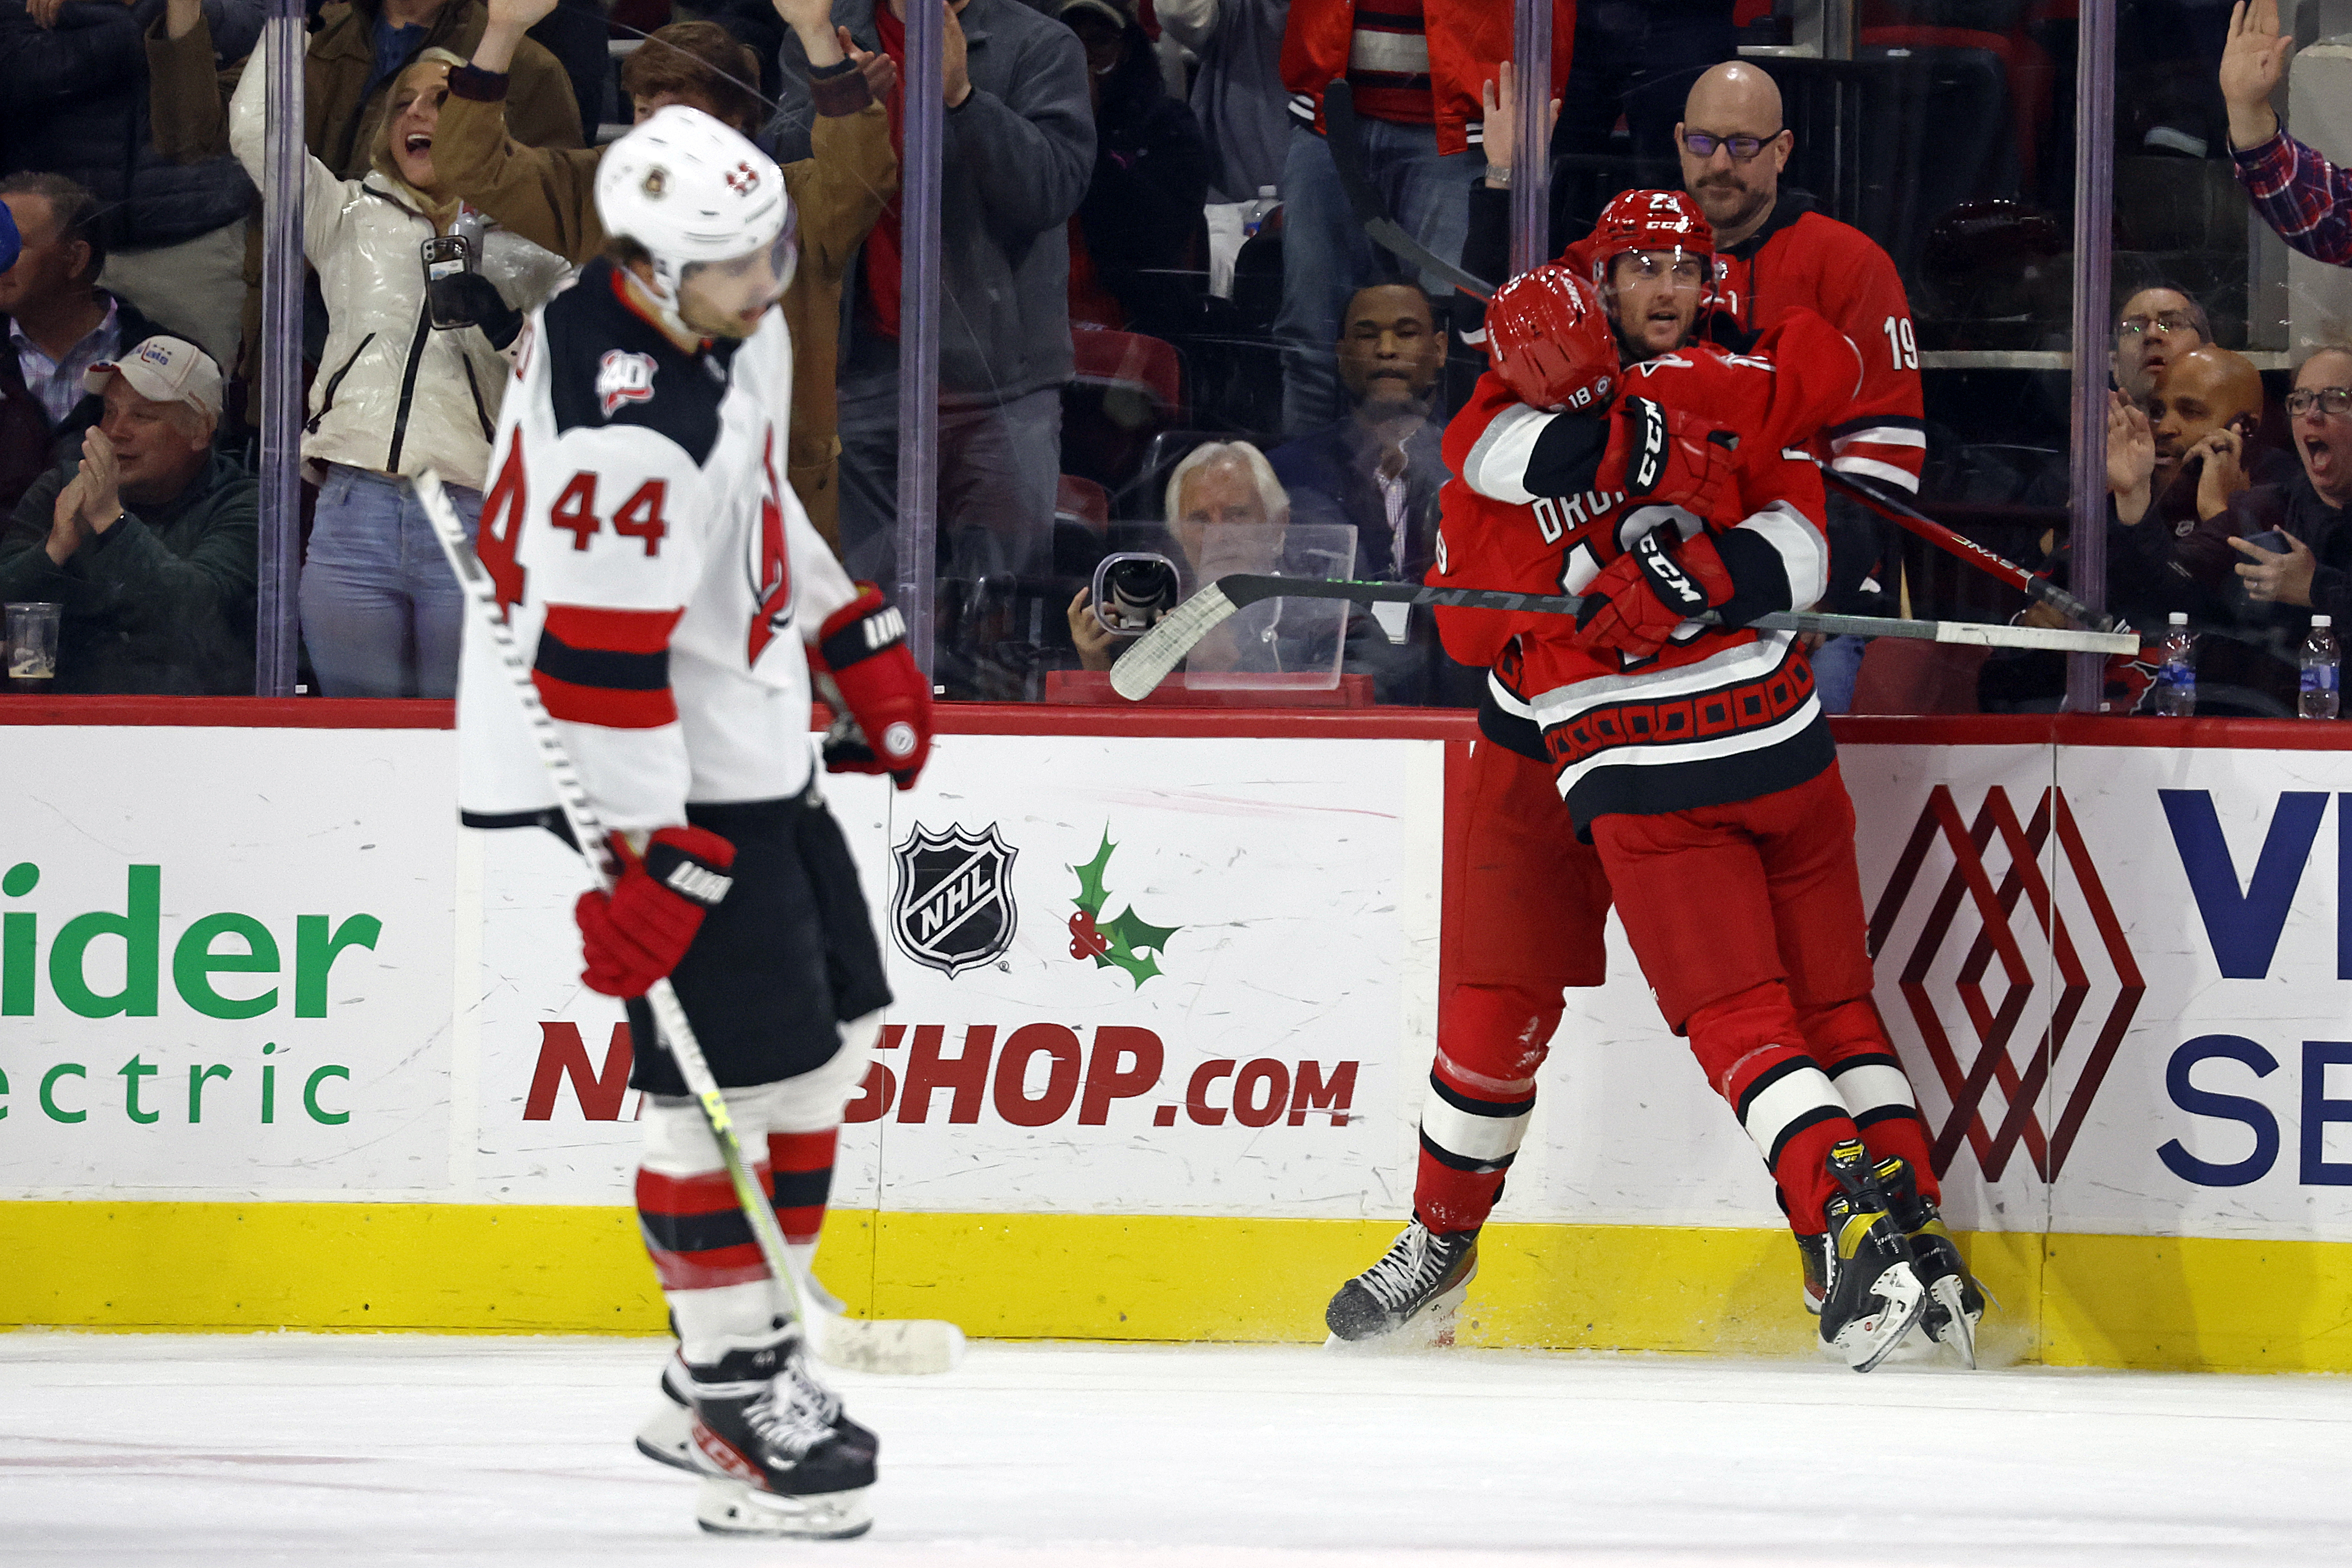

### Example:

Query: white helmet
xmin=595 ymin=105 xmax=798 ymax=334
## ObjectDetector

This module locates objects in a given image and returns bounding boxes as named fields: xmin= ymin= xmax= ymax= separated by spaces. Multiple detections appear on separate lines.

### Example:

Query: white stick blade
xmin=1932 ymin=622 xmax=2139 ymax=655
xmin=809 ymin=1311 xmax=967 ymax=1375
xmin=1111 ymin=584 xmax=1239 ymax=700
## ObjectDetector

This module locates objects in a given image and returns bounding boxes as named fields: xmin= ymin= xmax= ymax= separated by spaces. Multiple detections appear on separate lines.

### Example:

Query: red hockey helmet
xmin=1484 ymin=265 xmax=1618 ymax=413
xmin=1586 ymin=188 xmax=1715 ymax=288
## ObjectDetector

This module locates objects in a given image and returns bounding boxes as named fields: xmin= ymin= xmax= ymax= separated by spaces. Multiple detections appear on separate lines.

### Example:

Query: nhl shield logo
xmin=891 ymin=823 xmax=1019 ymax=977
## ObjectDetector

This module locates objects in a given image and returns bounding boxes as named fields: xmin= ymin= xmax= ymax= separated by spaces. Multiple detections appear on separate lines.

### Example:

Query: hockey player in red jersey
xmin=454 ymin=108 xmax=933 ymax=1535
xmin=1325 ymin=190 xmax=1979 ymax=1371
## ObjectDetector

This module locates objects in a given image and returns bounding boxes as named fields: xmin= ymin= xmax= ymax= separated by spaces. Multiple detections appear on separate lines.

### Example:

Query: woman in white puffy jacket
xmin=231 ymin=50 xmax=570 ymax=698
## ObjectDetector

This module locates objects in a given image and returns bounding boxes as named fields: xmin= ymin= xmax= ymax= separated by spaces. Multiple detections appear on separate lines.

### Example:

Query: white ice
xmin=3 ymin=1334 xmax=2348 ymax=1567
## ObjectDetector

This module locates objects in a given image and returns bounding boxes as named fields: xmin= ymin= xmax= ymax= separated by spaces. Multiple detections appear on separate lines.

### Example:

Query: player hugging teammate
xmin=454 ymin=108 xmax=932 ymax=1536
xmin=1325 ymin=190 xmax=1984 ymax=1373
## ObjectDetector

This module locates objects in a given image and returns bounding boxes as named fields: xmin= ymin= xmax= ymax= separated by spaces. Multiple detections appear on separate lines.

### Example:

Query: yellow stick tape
xmin=3 ymin=1203 xmax=2348 ymax=1372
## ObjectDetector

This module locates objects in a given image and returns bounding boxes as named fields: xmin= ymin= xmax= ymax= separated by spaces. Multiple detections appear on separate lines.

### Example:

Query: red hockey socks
xmin=767 ymin=1129 xmax=837 ymax=1249
xmin=1414 ymin=984 xmax=1562 ymax=1235
xmin=1685 ymin=981 xmax=1860 ymax=1234
xmin=1799 ymin=996 xmax=1940 ymax=1203
xmin=635 ymin=1161 xmax=774 ymax=1292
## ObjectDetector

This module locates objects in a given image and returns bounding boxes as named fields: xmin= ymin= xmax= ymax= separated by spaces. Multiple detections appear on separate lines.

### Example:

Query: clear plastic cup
xmin=6 ymin=601 xmax=61 ymax=691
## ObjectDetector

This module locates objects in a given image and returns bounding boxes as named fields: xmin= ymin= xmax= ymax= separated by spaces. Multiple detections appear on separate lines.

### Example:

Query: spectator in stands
xmin=2228 ymin=345 xmax=2352 ymax=631
xmin=0 ymin=0 xmax=256 ymax=373
xmin=1268 ymin=281 xmax=1445 ymax=587
xmin=439 ymin=0 xmax=895 ymax=552
xmin=2220 ymin=0 xmax=2352 ymax=267
xmin=1062 ymin=0 xmax=1211 ymax=341
xmin=229 ymin=50 xmax=569 ymax=697
xmin=146 ymin=0 xmax=579 ymax=373
xmin=1070 ymin=438 xmax=1426 ymax=697
xmin=0 ymin=335 xmax=257 ymax=694
xmin=771 ymin=0 xmax=1092 ymax=678
xmin=1554 ymin=1 xmax=1735 ymax=168
xmin=1273 ymin=0 xmax=1570 ymax=435
xmin=2113 ymin=286 xmax=2210 ymax=405
xmin=0 ymin=175 xmax=174 ymax=517
xmin=1156 ymin=0 xmax=1286 ymax=205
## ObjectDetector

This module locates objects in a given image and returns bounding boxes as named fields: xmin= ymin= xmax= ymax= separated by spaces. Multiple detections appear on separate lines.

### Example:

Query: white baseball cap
xmin=83 ymin=335 xmax=224 ymax=421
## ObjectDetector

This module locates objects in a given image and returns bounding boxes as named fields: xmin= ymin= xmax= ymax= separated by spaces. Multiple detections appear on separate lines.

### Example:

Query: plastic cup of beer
xmin=6 ymin=601 xmax=61 ymax=691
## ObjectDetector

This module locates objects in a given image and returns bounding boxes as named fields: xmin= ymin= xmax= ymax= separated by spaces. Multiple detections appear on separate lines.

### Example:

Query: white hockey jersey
xmin=456 ymin=260 xmax=861 ymax=833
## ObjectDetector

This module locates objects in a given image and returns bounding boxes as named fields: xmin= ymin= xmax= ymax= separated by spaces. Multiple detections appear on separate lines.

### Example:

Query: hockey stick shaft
xmin=1323 ymin=81 xmax=1501 ymax=301
xmin=414 ymin=470 xmax=961 ymax=1375
xmin=1109 ymin=572 xmax=2138 ymax=699
xmin=1813 ymin=466 xmax=2123 ymax=633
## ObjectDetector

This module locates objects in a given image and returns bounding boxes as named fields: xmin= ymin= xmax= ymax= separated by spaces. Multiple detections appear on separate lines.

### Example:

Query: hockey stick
xmin=1323 ymin=81 xmax=1502 ymax=301
xmin=1813 ymin=466 xmax=2127 ymax=634
xmin=1109 ymin=573 xmax=2139 ymax=700
xmin=414 ymin=469 xmax=964 ymax=1377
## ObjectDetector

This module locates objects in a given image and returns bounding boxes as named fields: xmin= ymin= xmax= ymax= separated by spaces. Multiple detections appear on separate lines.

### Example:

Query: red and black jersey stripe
xmin=533 ymin=603 xmax=684 ymax=728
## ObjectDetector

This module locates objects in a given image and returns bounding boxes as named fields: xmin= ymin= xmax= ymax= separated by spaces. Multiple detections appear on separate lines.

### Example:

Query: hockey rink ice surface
xmin=4 ymin=1335 xmax=2350 ymax=1566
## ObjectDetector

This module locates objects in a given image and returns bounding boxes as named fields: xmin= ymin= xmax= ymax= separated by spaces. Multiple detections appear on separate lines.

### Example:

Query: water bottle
xmin=1242 ymin=184 xmax=1278 ymax=239
xmin=2300 ymin=614 xmax=2341 ymax=719
xmin=2155 ymin=612 xmax=2196 ymax=716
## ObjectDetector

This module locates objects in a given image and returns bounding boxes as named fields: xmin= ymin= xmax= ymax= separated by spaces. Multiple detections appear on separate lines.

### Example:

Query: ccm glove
xmin=814 ymin=586 xmax=932 ymax=789
xmin=1574 ymin=528 xmax=1735 ymax=660
xmin=1607 ymin=395 xmax=1741 ymax=522
xmin=574 ymin=826 xmax=735 ymax=998
xmin=428 ymin=272 xmax=524 ymax=349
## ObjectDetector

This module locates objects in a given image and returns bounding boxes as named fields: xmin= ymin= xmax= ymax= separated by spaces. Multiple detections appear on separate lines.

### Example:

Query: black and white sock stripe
xmin=1827 ymin=1052 xmax=1922 ymax=1129
xmin=1735 ymin=1056 xmax=1847 ymax=1171
xmin=1417 ymin=1072 xmax=1536 ymax=1173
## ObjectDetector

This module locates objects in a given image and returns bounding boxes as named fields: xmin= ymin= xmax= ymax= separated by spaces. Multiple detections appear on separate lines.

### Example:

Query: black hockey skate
xmin=1814 ymin=1139 xmax=1927 ymax=1373
xmin=684 ymin=1326 xmax=878 ymax=1538
xmin=1875 ymin=1154 xmax=1984 ymax=1369
xmin=1325 ymin=1219 xmax=1478 ymax=1344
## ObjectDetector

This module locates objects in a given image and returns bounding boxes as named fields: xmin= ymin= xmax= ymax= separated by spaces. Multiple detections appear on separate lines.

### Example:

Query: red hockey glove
xmin=814 ymin=587 xmax=932 ymax=790
xmin=1607 ymin=395 xmax=1741 ymax=523
xmin=575 ymin=826 xmax=736 ymax=998
xmin=1574 ymin=528 xmax=1735 ymax=660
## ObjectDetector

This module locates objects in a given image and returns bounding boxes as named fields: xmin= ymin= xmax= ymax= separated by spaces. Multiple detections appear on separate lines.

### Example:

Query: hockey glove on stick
xmin=814 ymin=586 xmax=932 ymax=789
xmin=576 ymin=826 xmax=736 ymax=998
xmin=1574 ymin=528 xmax=1736 ymax=659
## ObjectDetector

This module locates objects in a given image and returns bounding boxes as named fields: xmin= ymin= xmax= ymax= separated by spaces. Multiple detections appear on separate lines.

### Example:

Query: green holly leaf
xmin=1101 ymin=905 xmax=1180 ymax=957
xmin=1101 ymin=947 xmax=1165 ymax=986
xmin=1071 ymin=829 xmax=1115 ymax=915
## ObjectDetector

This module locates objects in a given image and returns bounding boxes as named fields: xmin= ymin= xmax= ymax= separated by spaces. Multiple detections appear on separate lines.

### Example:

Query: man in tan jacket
xmin=145 ymin=0 xmax=582 ymax=375
xmin=434 ymin=0 xmax=895 ymax=552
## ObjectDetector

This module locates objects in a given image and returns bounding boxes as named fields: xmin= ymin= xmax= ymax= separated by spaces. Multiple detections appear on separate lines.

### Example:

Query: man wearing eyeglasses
xmin=2113 ymin=288 xmax=2211 ymax=405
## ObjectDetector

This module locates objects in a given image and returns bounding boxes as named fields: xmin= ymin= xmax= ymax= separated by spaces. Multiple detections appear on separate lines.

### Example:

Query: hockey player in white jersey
xmin=454 ymin=106 xmax=932 ymax=1539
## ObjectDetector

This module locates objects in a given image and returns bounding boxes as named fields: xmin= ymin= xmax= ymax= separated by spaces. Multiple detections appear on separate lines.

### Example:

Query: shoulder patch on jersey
xmin=596 ymin=350 xmax=658 ymax=418
xmin=544 ymin=260 xmax=727 ymax=466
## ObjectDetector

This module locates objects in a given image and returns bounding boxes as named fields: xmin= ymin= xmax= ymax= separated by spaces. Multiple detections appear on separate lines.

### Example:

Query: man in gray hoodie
xmin=770 ymin=0 xmax=1092 ymax=661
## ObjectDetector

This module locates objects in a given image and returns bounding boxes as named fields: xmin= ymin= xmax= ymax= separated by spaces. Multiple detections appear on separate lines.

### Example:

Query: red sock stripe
xmin=767 ymin=1131 xmax=835 ymax=1248
xmin=645 ymin=1241 xmax=772 ymax=1292
xmin=768 ymin=1129 xmax=839 ymax=1173
xmin=636 ymin=1164 xmax=772 ymax=1216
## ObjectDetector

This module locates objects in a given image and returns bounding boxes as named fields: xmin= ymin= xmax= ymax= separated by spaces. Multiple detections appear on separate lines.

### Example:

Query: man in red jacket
xmin=1271 ymin=0 xmax=1570 ymax=437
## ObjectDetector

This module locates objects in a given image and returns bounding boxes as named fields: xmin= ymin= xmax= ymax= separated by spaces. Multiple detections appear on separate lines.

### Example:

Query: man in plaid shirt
xmin=2225 ymin=0 xmax=2352 ymax=265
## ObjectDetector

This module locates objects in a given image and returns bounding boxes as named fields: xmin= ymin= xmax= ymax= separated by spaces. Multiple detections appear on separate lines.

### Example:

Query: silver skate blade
xmin=1321 ymin=1277 xmax=1472 ymax=1354
xmin=1927 ymin=1276 xmax=1979 ymax=1370
xmin=1832 ymin=1262 xmax=1928 ymax=1374
xmin=1110 ymin=584 xmax=1239 ymax=699
xmin=633 ymin=1402 xmax=697 ymax=1473
xmin=694 ymin=1476 xmax=873 ymax=1540
xmin=808 ymin=1307 xmax=966 ymax=1377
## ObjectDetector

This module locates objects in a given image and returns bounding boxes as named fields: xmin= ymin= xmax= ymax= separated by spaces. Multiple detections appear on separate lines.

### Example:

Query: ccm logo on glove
xmin=1634 ymin=531 xmax=1708 ymax=613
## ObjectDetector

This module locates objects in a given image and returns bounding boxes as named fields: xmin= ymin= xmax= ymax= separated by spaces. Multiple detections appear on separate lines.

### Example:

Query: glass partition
xmin=76 ymin=0 xmax=2341 ymax=724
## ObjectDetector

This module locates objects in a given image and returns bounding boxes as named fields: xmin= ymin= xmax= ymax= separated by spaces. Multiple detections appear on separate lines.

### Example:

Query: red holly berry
xmin=1068 ymin=909 xmax=1109 ymax=960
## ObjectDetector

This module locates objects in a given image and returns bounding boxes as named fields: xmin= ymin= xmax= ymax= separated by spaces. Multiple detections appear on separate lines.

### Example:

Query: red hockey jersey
xmin=1706 ymin=194 xmax=1926 ymax=493
xmin=1430 ymin=310 xmax=1864 ymax=829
